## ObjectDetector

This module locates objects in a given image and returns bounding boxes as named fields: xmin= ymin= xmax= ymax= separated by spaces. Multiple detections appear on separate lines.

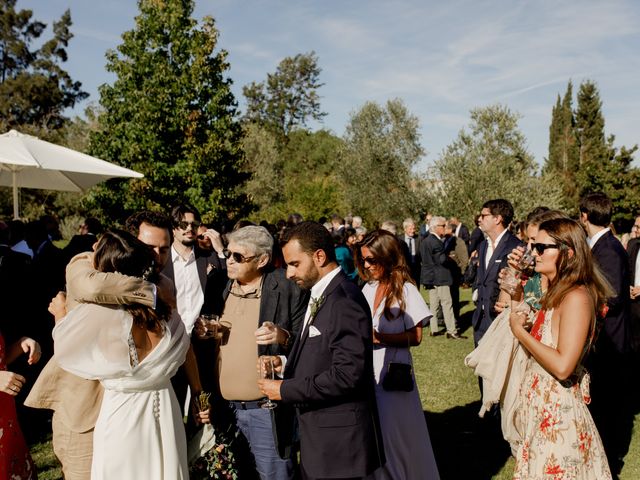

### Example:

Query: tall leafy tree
xmin=0 ymin=0 xmax=87 ymax=134
xmin=242 ymin=51 xmax=326 ymax=139
xmin=544 ymin=82 xmax=579 ymax=211
xmin=242 ymin=124 xmax=345 ymax=221
xmin=340 ymin=98 xmax=424 ymax=224
xmin=86 ymin=0 xmax=246 ymax=221
xmin=431 ymin=104 xmax=562 ymax=225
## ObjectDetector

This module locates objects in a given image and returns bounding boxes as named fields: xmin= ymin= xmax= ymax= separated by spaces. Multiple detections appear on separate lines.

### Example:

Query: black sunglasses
xmin=223 ymin=249 xmax=257 ymax=263
xmin=532 ymin=243 xmax=561 ymax=254
xmin=177 ymin=220 xmax=201 ymax=230
xmin=362 ymin=256 xmax=380 ymax=265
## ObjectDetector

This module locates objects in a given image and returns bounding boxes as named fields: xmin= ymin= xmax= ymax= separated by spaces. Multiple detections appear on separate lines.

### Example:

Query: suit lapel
xmin=287 ymin=270 xmax=345 ymax=372
xmin=259 ymin=271 xmax=279 ymax=326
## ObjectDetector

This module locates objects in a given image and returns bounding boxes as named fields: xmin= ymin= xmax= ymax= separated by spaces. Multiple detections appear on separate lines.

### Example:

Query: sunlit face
xmin=282 ymin=240 xmax=320 ymax=290
xmin=479 ymin=208 xmax=501 ymax=235
xmin=404 ymin=222 xmax=416 ymax=237
xmin=173 ymin=212 xmax=198 ymax=247
xmin=525 ymin=224 xmax=539 ymax=250
xmin=138 ymin=222 xmax=171 ymax=270
xmin=360 ymin=245 xmax=383 ymax=281
xmin=532 ymin=230 xmax=561 ymax=280
xmin=225 ymin=240 xmax=262 ymax=284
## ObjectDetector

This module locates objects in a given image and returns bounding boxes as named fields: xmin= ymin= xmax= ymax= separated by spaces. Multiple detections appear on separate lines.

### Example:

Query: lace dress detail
xmin=513 ymin=309 xmax=611 ymax=479
xmin=127 ymin=332 xmax=139 ymax=367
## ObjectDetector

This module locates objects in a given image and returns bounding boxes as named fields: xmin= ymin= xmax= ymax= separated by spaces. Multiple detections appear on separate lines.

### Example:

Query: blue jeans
xmin=234 ymin=406 xmax=295 ymax=480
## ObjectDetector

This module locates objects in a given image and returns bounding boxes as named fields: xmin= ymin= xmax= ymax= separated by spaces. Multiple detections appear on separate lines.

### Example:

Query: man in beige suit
xmin=25 ymin=251 xmax=156 ymax=479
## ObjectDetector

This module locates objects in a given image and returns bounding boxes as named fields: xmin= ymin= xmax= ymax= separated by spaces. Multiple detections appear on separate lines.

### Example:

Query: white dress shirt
xmin=588 ymin=227 xmax=610 ymax=249
xmin=301 ymin=266 xmax=342 ymax=333
xmin=485 ymin=229 xmax=508 ymax=270
xmin=171 ymin=246 xmax=204 ymax=335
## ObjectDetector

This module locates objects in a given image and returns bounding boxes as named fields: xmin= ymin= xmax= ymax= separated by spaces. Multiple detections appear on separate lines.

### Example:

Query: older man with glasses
xmin=421 ymin=216 xmax=465 ymax=339
xmin=196 ymin=226 xmax=308 ymax=479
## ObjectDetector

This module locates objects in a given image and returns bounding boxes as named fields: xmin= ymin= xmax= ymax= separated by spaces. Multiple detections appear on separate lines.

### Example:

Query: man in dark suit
xmin=162 ymin=204 xmax=209 ymax=335
xmin=472 ymin=199 xmax=522 ymax=345
xmin=398 ymin=218 xmax=421 ymax=284
xmin=627 ymin=215 xmax=640 ymax=351
xmin=580 ymin=193 xmax=633 ymax=475
xmin=259 ymin=221 xmax=384 ymax=480
xmin=197 ymin=225 xmax=307 ymax=479
xmin=421 ymin=216 xmax=464 ymax=339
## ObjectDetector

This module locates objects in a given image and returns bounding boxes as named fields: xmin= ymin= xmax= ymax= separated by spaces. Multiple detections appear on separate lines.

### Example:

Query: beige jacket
xmin=25 ymin=252 xmax=155 ymax=432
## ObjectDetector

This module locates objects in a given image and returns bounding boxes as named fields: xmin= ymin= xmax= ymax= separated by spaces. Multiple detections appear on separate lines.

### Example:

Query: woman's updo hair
xmin=94 ymin=230 xmax=168 ymax=331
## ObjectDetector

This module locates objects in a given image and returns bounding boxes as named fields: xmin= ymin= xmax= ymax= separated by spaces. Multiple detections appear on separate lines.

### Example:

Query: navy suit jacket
xmin=591 ymin=230 xmax=630 ymax=354
xmin=472 ymin=231 xmax=522 ymax=343
xmin=420 ymin=233 xmax=454 ymax=287
xmin=281 ymin=270 xmax=384 ymax=478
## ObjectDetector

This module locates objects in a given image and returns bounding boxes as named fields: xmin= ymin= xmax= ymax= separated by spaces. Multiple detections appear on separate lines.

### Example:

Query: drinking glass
xmin=198 ymin=314 xmax=219 ymax=339
xmin=258 ymin=355 xmax=277 ymax=410
xmin=500 ymin=249 xmax=536 ymax=296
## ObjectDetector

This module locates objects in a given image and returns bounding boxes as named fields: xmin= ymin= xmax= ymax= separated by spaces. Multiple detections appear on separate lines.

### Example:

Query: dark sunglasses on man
xmin=223 ymin=249 xmax=257 ymax=263
xmin=177 ymin=220 xmax=201 ymax=230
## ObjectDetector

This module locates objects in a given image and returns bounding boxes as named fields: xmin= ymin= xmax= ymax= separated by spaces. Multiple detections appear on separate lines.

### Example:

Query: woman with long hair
xmin=509 ymin=218 xmax=612 ymax=479
xmin=354 ymin=230 xmax=440 ymax=479
xmin=52 ymin=230 xmax=192 ymax=479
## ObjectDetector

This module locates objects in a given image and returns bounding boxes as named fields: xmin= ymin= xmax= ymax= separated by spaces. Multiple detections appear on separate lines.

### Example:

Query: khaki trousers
xmin=428 ymin=285 xmax=457 ymax=334
xmin=52 ymin=412 xmax=93 ymax=480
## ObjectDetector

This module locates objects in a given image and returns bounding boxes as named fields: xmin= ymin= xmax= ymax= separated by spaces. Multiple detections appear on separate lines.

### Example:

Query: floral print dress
xmin=512 ymin=309 xmax=611 ymax=480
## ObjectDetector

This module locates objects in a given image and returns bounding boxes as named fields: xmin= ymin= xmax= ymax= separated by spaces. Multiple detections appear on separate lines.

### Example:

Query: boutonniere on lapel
xmin=309 ymin=295 xmax=326 ymax=323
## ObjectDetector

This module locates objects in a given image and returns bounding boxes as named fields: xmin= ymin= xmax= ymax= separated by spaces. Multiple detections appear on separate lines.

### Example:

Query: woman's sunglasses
xmin=532 ymin=243 xmax=561 ymax=254
xmin=362 ymin=256 xmax=380 ymax=265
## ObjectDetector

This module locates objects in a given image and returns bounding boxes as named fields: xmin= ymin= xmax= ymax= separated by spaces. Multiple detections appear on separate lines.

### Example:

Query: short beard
xmin=181 ymin=238 xmax=195 ymax=247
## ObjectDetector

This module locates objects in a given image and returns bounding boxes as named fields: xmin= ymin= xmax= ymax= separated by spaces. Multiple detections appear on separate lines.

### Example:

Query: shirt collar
xmin=588 ymin=227 xmax=610 ymax=249
xmin=229 ymin=276 xmax=264 ymax=299
xmin=491 ymin=228 xmax=508 ymax=248
xmin=310 ymin=266 xmax=342 ymax=300
xmin=172 ymin=244 xmax=195 ymax=263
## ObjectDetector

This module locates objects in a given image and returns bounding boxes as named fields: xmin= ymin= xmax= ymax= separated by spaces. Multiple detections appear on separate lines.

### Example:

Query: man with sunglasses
xmin=196 ymin=225 xmax=307 ymax=479
xmin=162 ymin=204 xmax=209 ymax=335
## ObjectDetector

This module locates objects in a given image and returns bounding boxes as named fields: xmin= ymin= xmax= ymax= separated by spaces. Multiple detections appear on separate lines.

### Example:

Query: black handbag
xmin=382 ymin=361 xmax=414 ymax=392
xmin=381 ymin=335 xmax=414 ymax=392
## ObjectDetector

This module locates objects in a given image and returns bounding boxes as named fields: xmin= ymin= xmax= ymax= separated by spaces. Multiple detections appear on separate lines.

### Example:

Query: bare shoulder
xmin=558 ymin=286 xmax=592 ymax=317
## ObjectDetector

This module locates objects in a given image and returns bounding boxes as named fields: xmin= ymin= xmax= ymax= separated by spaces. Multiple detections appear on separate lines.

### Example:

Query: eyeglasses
xmin=176 ymin=220 xmax=201 ymax=230
xmin=532 ymin=243 xmax=561 ymax=254
xmin=479 ymin=213 xmax=492 ymax=219
xmin=437 ymin=224 xmax=446 ymax=228
xmin=362 ymin=256 xmax=380 ymax=266
xmin=223 ymin=249 xmax=257 ymax=263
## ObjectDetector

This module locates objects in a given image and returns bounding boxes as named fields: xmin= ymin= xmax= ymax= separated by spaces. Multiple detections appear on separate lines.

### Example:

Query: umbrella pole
xmin=12 ymin=170 xmax=19 ymax=219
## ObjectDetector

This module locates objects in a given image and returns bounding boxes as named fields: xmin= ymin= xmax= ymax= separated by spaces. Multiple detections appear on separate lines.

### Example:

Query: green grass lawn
xmin=30 ymin=287 xmax=639 ymax=479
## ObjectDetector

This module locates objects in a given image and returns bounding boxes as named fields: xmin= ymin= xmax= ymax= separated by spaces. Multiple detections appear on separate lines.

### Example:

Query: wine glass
xmin=258 ymin=355 xmax=277 ymax=410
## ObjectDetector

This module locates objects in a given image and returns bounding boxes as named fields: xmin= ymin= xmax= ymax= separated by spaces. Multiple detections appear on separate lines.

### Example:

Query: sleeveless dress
xmin=0 ymin=333 xmax=37 ymax=480
xmin=512 ymin=309 xmax=611 ymax=479
xmin=53 ymin=304 xmax=190 ymax=480
xmin=363 ymin=282 xmax=440 ymax=480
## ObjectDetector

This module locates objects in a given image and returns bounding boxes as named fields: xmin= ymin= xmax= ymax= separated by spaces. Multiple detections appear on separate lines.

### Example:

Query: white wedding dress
xmin=53 ymin=303 xmax=190 ymax=479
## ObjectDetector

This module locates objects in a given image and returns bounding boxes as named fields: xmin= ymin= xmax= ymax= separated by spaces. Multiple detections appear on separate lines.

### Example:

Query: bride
xmin=52 ymin=230 xmax=191 ymax=479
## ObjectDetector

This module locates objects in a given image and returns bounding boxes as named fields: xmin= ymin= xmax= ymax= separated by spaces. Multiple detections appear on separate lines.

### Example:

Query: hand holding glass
xmin=255 ymin=321 xmax=278 ymax=345
xmin=258 ymin=355 xmax=277 ymax=410
xmin=500 ymin=249 xmax=535 ymax=296
xmin=197 ymin=314 xmax=220 ymax=339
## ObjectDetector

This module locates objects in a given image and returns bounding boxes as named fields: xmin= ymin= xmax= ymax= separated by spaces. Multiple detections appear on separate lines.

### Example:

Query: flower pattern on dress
xmin=512 ymin=309 xmax=611 ymax=480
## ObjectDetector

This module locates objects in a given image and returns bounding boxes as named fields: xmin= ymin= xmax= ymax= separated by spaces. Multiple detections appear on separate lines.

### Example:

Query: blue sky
xmin=19 ymin=0 xmax=640 ymax=170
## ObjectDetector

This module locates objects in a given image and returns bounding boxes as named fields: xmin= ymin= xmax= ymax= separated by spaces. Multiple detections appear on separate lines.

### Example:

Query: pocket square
xmin=308 ymin=325 xmax=322 ymax=338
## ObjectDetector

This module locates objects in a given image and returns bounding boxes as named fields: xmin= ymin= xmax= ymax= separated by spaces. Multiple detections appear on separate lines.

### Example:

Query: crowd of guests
xmin=0 ymin=190 xmax=638 ymax=479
